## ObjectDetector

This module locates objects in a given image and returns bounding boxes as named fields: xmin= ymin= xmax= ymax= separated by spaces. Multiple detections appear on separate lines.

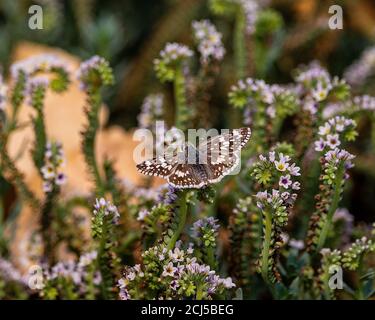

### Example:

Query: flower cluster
xmin=253 ymin=151 xmax=300 ymax=210
xmin=315 ymin=116 xmax=357 ymax=152
xmin=192 ymin=20 xmax=225 ymax=64
xmin=342 ymin=237 xmax=375 ymax=271
xmin=137 ymin=94 xmax=164 ymax=129
xmin=323 ymin=148 xmax=355 ymax=182
xmin=320 ymin=248 xmax=342 ymax=273
xmin=295 ymin=61 xmax=331 ymax=88
xmin=154 ymin=43 xmax=193 ymax=82
xmin=118 ymin=245 xmax=235 ymax=300
xmin=91 ymin=198 xmax=120 ymax=299
xmin=25 ymin=75 xmax=50 ymax=107
xmin=252 ymin=150 xmax=300 ymax=282
xmin=0 ymin=258 xmax=27 ymax=286
xmin=344 ymin=46 xmax=375 ymax=87
xmin=163 ymin=184 xmax=179 ymax=205
xmin=47 ymin=251 xmax=98 ymax=283
xmin=295 ymin=61 xmax=348 ymax=106
xmin=11 ymin=54 xmax=70 ymax=82
xmin=93 ymin=198 xmax=120 ymax=225
xmin=322 ymin=99 xmax=371 ymax=129
xmin=353 ymin=95 xmax=375 ymax=112
xmin=306 ymin=143 xmax=356 ymax=253
xmin=41 ymin=142 xmax=66 ymax=193
xmin=239 ymin=0 xmax=259 ymax=34
xmin=26 ymin=75 xmax=50 ymax=93
xmin=42 ymin=250 xmax=101 ymax=298
xmin=320 ymin=248 xmax=342 ymax=263
xmin=229 ymin=78 xmax=298 ymax=124
xmin=76 ymin=55 xmax=114 ymax=90
xmin=229 ymin=78 xmax=274 ymax=108
xmin=191 ymin=217 xmax=220 ymax=248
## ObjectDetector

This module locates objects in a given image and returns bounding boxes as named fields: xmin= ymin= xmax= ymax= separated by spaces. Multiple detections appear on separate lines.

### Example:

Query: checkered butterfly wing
xmin=198 ymin=127 xmax=251 ymax=183
xmin=136 ymin=144 xmax=206 ymax=188
xmin=136 ymin=156 xmax=178 ymax=178
xmin=136 ymin=128 xmax=251 ymax=188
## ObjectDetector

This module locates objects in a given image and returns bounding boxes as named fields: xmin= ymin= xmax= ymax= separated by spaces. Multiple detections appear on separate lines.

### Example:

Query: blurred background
xmin=1 ymin=0 xmax=375 ymax=126
xmin=1 ymin=0 xmax=375 ymax=226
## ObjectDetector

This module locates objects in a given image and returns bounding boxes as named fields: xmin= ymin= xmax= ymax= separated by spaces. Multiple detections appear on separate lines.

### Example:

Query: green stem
xmin=322 ymin=269 xmax=332 ymax=300
xmin=355 ymin=257 xmax=365 ymax=300
xmin=98 ymin=217 xmax=115 ymax=299
xmin=167 ymin=190 xmax=188 ymax=250
xmin=41 ymin=186 xmax=59 ymax=263
xmin=174 ymin=66 xmax=189 ymax=130
xmin=0 ymin=137 xmax=39 ymax=209
xmin=206 ymin=247 xmax=216 ymax=270
xmin=32 ymin=107 xmax=47 ymax=171
xmin=84 ymin=266 xmax=96 ymax=300
xmin=6 ymin=73 xmax=27 ymax=135
xmin=231 ymin=5 xmax=247 ymax=128
xmin=316 ymin=164 xmax=345 ymax=251
xmin=261 ymin=209 xmax=272 ymax=283
xmin=196 ymin=284 xmax=204 ymax=300
xmin=234 ymin=6 xmax=247 ymax=79
xmin=83 ymin=88 xmax=104 ymax=196
xmin=254 ymin=105 xmax=268 ymax=153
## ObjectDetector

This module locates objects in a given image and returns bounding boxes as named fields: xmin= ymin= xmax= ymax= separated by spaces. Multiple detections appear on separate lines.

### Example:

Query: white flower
xmin=279 ymin=174 xmax=292 ymax=189
xmin=292 ymin=181 xmax=301 ymax=190
xmin=269 ymin=151 xmax=276 ymax=162
xmin=162 ymin=262 xmax=177 ymax=278
xmin=288 ymin=163 xmax=301 ymax=176
xmin=315 ymin=138 xmax=326 ymax=152
xmin=255 ymin=191 xmax=268 ymax=200
xmin=289 ymin=239 xmax=305 ymax=250
xmin=118 ymin=278 xmax=127 ymax=288
xmin=318 ymin=123 xmax=331 ymax=136
xmin=326 ymin=133 xmax=341 ymax=149
xmin=281 ymin=191 xmax=291 ymax=200
xmin=137 ymin=209 xmax=150 ymax=221
xmin=266 ymin=105 xmax=276 ymax=118
xmin=169 ymin=247 xmax=184 ymax=262
xmin=274 ymin=154 xmax=290 ymax=172
xmin=219 ymin=277 xmax=236 ymax=289
xmin=127 ymin=272 xmax=136 ymax=281
xmin=41 ymin=164 xmax=55 ymax=179
xmin=312 ymin=82 xmax=330 ymax=102
xmin=55 ymin=173 xmax=66 ymax=186
xmin=303 ymin=98 xmax=317 ymax=114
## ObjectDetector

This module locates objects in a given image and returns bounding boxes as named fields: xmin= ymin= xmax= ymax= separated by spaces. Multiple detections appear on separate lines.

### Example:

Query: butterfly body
xmin=136 ymin=127 xmax=251 ymax=189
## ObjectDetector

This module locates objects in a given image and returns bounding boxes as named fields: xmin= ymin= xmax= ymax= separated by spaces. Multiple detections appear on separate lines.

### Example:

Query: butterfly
xmin=136 ymin=127 xmax=251 ymax=189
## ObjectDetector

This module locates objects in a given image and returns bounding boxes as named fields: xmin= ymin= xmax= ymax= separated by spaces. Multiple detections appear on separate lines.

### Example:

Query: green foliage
xmin=1 ymin=2 xmax=375 ymax=301
xmin=79 ymin=56 xmax=114 ymax=195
